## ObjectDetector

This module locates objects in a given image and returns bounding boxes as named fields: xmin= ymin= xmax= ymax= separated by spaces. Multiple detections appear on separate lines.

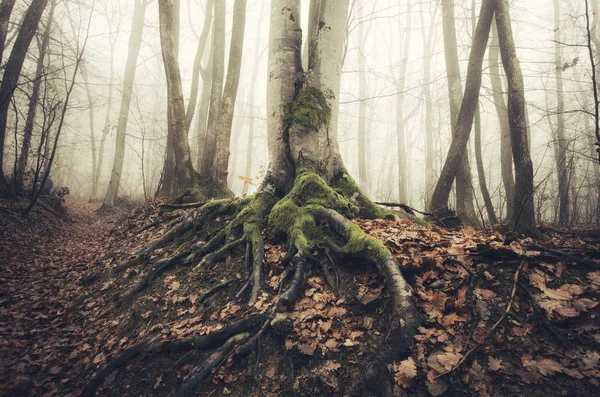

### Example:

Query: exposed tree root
xmin=83 ymin=167 xmax=421 ymax=396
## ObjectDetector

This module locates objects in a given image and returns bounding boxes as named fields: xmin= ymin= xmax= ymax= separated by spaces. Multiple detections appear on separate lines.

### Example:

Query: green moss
xmin=413 ymin=217 xmax=430 ymax=227
xmin=176 ymin=178 xmax=233 ymax=204
xmin=331 ymin=171 xmax=396 ymax=219
xmin=342 ymin=222 xmax=391 ymax=262
xmin=284 ymin=86 xmax=331 ymax=132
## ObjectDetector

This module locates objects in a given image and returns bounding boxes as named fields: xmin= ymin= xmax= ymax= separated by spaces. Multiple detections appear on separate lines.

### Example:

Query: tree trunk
xmin=0 ymin=0 xmax=16 ymax=67
xmin=100 ymin=0 xmax=149 ymax=211
xmin=195 ymin=48 xmax=213 ymax=171
xmin=185 ymin=0 xmax=213 ymax=134
xmin=199 ymin=0 xmax=225 ymax=179
xmin=357 ymin=1 xmax=368 ymax=194
xmin=157 ymin=0 xmax=196 ymax=197
xmin=394 ymin=2 xmax=411 ymax=204
xmin=494 ymin=0 xmax=539 ymax=236
xmin=420 ymin=1 xmax=437 ymax=210
xmin=213 ymin=0 xmax=247 ymax=184
xmin=489 ymin=20 xmax=515 ymax=219
xmin=553 ymin=0 xmax=570 ymax=225
xmin=439 ymin=0 xmax=477 ymax=223
xmin=0 ymin=0 xmax=49 ymax=197
xmin=15 ymin=0 xmax=55 ymax=192
xmin=431 ymin=0 xmax=494 ymax=224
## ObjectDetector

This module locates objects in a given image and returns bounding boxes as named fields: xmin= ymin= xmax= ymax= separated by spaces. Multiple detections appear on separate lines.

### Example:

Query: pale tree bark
xmin=157 ymin=0 xmax=197 ymax=197
xmin=471 ymin=0 xmax=497 ymax=224
xmin=494 ymin=0 xmax=540 ymax=236
xmin=185 ymin=0 xmax=213 ymax=134
xmin=420 ymin=1 xmax=437 ymax=210
xmin=394 ymin=1 xmax=411 ymax=204
xmin=96 ymin=4 xmax=120 ymax=198
xmin=431 ymin=0 xmax=494 ymax=223
xmin=489 ymin=20 xmax=515 ymax=219
xmin=440 ymin=0 xmax=477 ymax=223
xmin=0 ymin=0 xmax=49 ymax=197
xmin=100 ymin=0 xmax=150 ymax=211
xmin=213 ymin=0 xmax=247 ymax=184
xmin=241 ymin=3 xmax=266 ymax=195
xmin=199 ymin=0 xmax=225 ymax=178
xmin=552 ymin=0 xmax=570 ymax=225
xmin=0 ymin=0 xmax=16 ymax=66
xmin=195 ymin=47 xmax=213 ymax=170
xmin=356 ymin=1 xmax=369 ymax=194
xmin=15 ymin=0 xmax=55 ymax=192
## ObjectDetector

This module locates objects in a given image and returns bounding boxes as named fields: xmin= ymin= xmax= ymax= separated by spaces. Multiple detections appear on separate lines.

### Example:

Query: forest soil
xmin=1 ymin=199 xmax=600 ymax=397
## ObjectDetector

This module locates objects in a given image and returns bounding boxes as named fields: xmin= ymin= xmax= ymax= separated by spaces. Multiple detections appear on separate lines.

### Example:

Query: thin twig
xmin=432 ymin=260 xmax=525 ymax=379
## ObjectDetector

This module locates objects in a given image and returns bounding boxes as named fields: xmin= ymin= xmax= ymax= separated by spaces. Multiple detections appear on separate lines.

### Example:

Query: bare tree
xmin=489 ymin=20 xmax=515 ymax=219
xmin=494 ymin=0 xmax=540 ymax=236
xmin=99 ymin=0 xmax=152 ymax=212
xmin=14 ymin=0 xmax=56 ymax=192
xmin=439 ymin=0 xmax=478 ymax=223
xmin=0 ymin=0 xmax=16 ymax=66
xmin=431 ymin=0 xmax=494 ymax=224
xmin=0 ymin=0 xmax=49 ymax=197
xmin=213 ymin=0 xmax=247 ymax=184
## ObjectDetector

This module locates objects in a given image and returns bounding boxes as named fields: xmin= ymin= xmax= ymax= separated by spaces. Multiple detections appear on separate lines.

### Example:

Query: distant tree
xmin=0 ymin=0 xmax=17 ymax=66
xmin=100 ymin=0 xmax=152 ymax=212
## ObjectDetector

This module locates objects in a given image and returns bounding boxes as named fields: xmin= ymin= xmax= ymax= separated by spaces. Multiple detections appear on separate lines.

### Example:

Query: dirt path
xmin=0 ymin=201 xmax=116 ymax=397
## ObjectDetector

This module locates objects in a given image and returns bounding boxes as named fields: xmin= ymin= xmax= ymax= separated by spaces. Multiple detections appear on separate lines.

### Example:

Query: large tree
xmin=84 ymin=1 xmax=421 ymax=395
xmin=0 ymin=0 xmax=49 ymax=197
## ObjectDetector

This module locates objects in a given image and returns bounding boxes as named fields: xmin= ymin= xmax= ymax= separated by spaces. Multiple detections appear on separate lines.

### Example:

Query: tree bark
xmin=431 ymin=0 xmax=494 ymax=224
xmin=157 ymin=0 xmax=197 ymax=197
xmin=0 ymin=0 xmax=49 ymax=197
xmin=357 ymin=1 xmax=369 ymax=195
xmin=489 ymin=20 xmax=515 ymax=220
xmin=439 ymin=0 xmax=477 ymax=223
xmin=213 ymin=0 xmax=247 ymax=184
xmin=185 ymin=0 xmax=213 ymax=134
xmin=420 ymin=1 xmax=437 ymax=210
xmin=15 ymin=0 xmax=55 ymax=192
xmin=494 ymin=0 xmax=539 ymax=236
xmin=100 ymin=0 xmax=149 ymax=210
xmin=395 ymin=2 xmax=411 ymax=204
xmin=552 ymin=0 xmax=570 ymax=225
xmin=199 ymin=0 xmax=225 ymax=179
xmin=0 ymin=0 xmax=16 ymax=67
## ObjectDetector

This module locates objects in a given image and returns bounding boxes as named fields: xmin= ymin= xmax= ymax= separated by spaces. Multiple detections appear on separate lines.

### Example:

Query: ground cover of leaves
xmin=1 ymin=198 xmax=599 ymax=397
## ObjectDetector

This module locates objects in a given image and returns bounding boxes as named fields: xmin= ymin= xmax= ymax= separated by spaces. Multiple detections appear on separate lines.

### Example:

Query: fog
xmin=3 ymin=0 xmax=599 ymax=224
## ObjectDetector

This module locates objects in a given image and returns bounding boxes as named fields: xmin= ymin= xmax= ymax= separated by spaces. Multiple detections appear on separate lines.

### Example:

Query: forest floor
xmin=1 ymin=198 xmax=600 ymax=397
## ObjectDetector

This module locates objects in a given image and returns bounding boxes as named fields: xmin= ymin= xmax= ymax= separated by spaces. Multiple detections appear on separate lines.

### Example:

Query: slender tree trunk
xmin=494 ymin=0 xmax=539 ymax=236
xmin=552 ymin=0 xmax=570 ymax=225
xmin=470 ymin=0 xmax=497 ymax=225
xmin=185 ymin=0 xmax=213 ymax=134
xmin=0 ymin=0 xmax=16 ymax=66
xmin=420 ymin=1 xmax=437 ymax=210
xmin=431 ymin=0 xmax=494 ymax=224
xmin=357 ymin=1 xmax=369 ymax=194
xmin=157 ymin=0 xmax=196 ymax=197
xmin=0 ymin=0 xmax=49 ymax=196
xmin=195 ymin=48 xmax=213 ymax=170
xmin=440 ymin=0 xmax=477 ymax=223
xmin=100 ymin=0 xmax=149 ymax=211
xmin=213 ymin=0 xmax=247 ymax=184
xmin=395 ymin=2 xmax=411 ymax=204
xmin=15 ymin=0 xmax=55 ymax=192
xmin=199 ymin=0 xmax=225 ymax=178
xmin=489 ymin=20 xmax=515 ymax=219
